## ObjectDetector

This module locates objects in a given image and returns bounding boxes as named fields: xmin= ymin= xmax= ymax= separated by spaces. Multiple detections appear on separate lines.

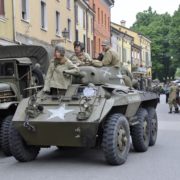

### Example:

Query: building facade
xmin=74 ymin=0 xmax=94 ymax=56
xmin=0 ymin=0 xmax=77 ymax=57
xmin=111 ymin=26 xmax=133 ymax=71
xmin=111 ymin=21 xmax=152 ymax=75
xmin=88 ymin=0 xmax=114 ymax=58
xmin=0 ymin=0 xmax=14 ymax=45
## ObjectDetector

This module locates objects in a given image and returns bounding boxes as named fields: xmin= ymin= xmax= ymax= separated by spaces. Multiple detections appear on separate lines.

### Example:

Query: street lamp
xmin=62 ymin=28 xmax=69 ymax=43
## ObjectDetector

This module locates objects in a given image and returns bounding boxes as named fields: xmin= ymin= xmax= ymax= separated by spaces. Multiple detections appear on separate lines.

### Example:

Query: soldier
xmin=92 ymin=40 xmax=120 ymax=67
xmin=168 ymin=82 xmax=179 ymax=113
xmin=70 ymin=41 xmax=92 ymax=66
xmin=43 ymin=44 xmax=79 ymax=94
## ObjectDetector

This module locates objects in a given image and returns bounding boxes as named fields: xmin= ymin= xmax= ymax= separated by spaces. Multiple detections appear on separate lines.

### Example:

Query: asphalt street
xmin=0 ymin=95 xmax=180 ymax=180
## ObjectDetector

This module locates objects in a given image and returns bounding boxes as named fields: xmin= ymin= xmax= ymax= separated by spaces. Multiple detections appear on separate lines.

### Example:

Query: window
xmin=0 ymin=0 xmax=5 ymax=16
xmin=67 ymin=19 xmax=71 ymax=40
xmin=91 ymin=18 xmax=93 ymax=33
xmin=83 ymin=34 xmax=86 ymax=51
xmin=41 ymin=1 xmax=47 ymax=29
xmin=67 ymin=0 xmax=71 ymax=9
xmin=87 ymin=38 xmax=90 ymax=54
xmin=98 ymin=8 xmax=100 ymax=24
xmin=56 ymin=11 xmax=60 ymax=35
xmin=83 ymin=11 xmax=86 ymax=29
xmin=122 ymin=48 xmax=127 ymax=62
xmin=108 ymin=17 xmax=110 ymax=31
xmin=75 ymin=4 xmax=78 ymax=25
xmin=101 ymin=11 xmax=103 ymax=25
xmin=75 ymin=30 xmax=79 ymax=41
xmin=99 ymin=38 xmax=101 ymax=52
xmin=104 ymin=14 xmax=106 ymax=28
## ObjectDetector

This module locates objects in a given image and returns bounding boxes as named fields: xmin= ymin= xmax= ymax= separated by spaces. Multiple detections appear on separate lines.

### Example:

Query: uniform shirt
xmin=168 ymin=85 xmax=177 ymax=102
xmin=70 ymin=52 xmax=92 ymax=66
xmin=92 ymin=48 xmax=120 ymax=67
xmin=43 ymin=57 xmax=79 ymax=91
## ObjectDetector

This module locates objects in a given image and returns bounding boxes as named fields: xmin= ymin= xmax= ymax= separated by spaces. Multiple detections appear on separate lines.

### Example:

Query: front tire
xmin=131 ymin=108 xmax=150 ymax=152
xmin=0 ymin=115 xmax=13 ymax=156
xmin=102 ymin=113 xmax=130 ymax=165
xmin=147 ymin=107 xmax=158 ymax=146
xmin=9 ymin=122 xmax=40 ymax=162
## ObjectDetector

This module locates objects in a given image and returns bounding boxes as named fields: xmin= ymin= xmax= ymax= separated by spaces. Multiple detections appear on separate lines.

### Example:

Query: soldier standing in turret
xmin=43 ymin=44 xmax=79 ymax=94
xmin=70 ymin=41 xmax=92 ymax=66
xmin=92 ymin=40 xmax=133 ymax=87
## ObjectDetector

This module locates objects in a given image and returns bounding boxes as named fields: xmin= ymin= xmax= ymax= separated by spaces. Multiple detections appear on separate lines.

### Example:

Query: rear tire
xmin=102 ymin=113 xmax=130 ymax=165
xmin=131 ymin=108 xmax=150 ymax=152
xmin=147 ymin=107 xmax=158 ymax=146
xmin=0 ymin=115 xmax=13 ymax=156
xmin=9 ymin=122 xmax=40 ymax=162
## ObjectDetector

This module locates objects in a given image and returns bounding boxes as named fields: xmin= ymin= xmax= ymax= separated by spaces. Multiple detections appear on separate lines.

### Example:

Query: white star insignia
xmin=47 ymin=104 xmax=74 ymax=120
xmin=101 ymin=68 xmax=111 ymax=77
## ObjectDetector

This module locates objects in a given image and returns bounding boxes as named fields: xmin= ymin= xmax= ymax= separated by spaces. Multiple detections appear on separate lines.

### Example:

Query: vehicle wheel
xmin=131 ymin=108 xmax=150 ymax=152
xmin=32 ymin=68 xmax=44 ymax=86
xmin=0 ymin=115 xmax=13 ymax=156
xmin=9 ymin=122 xmax=40 ymax=162
xmin=102 ymin=113 xmax=130 ymax=165
xmin=147 ymin=107 xmax=158 ymax=146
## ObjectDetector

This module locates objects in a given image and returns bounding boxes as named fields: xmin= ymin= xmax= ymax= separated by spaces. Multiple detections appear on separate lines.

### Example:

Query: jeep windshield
xmin=0 ymin=62 xmax=15 ymax=77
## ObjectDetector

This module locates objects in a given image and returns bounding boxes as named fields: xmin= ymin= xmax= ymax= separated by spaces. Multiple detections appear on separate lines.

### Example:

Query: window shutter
xmin=22 ymin=0 xmax=26 ymax=13
xmin=0 ymin=0 xmax=5 ymax=16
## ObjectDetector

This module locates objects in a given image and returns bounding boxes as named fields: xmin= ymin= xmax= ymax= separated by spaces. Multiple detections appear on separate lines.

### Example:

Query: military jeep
xmin=0 ymin=45 xmax=49 ymax=156
xmin=9 ymin=66 xmax=159 ymax=165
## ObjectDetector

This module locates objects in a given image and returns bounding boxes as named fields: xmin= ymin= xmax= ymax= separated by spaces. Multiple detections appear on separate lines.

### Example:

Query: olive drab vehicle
xmin=9 ymin=66 xmax=159 ymax=165
xmin=0 ymin=45 xmax=49 ymax=156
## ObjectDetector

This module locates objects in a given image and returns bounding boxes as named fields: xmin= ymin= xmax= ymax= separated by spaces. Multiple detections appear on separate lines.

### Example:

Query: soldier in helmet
xmin=70 ymin=41 xmax=92 ymax=66
xmin=92 ymin=40 xmax=120 ymax=67
xmin=168 ymin=82 xmax=179 ymax=113
xmin=92 ymin=40 xmax=133 ymax=87
xmin=43 ymin=44 xmax=79 ymax=94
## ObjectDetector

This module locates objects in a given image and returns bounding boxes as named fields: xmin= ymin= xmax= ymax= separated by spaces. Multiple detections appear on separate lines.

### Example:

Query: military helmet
xmin=73 ymin=41 xmax=84 ymax=51
xmin=101 ymin=40 xmax=111 ymax=46
xmin=55 ymin=44 xmax=65 ymax=56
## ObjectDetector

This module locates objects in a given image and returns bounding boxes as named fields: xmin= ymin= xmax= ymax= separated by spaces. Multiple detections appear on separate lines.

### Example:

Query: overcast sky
xmin=111 ymin=0 xmax=180 ymax=28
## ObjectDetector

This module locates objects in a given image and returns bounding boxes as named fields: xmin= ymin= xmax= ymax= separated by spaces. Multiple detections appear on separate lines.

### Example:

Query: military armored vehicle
xmin=8 ymin=66 xmax=159 ymax=165
xmin=0 ymin=45 xmax=49 ymax=156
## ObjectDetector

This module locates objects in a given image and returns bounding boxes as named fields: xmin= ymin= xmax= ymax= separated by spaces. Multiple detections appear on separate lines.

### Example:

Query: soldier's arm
xmin=102 ymin=51 xmax=112 ymax=66
xmin=84 ymin=53 xmax=92 ymax=62
xmin=65 ymin=60 xmax=79 ymax=74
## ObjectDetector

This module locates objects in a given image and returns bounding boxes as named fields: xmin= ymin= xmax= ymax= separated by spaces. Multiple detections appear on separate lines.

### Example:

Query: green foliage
xmin=131 ymin=6 xmax=180 ymax=82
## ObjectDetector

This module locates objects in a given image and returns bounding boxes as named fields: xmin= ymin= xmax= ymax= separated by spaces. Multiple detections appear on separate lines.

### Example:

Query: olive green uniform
xmin=43 ymin=57 xmax=79 ymax=91
xmin=120 ymin=66 xmax=133 ymax=88
xmin=92 ymin=48 xmax=120 ymax=67
xmin=70 ymin=52 xmax=92 ymax=66
xmin=168 ymin=85 xmax=179 ymax=112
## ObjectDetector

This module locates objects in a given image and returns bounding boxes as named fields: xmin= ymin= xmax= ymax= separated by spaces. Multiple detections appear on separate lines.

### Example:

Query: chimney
xmin=120 ymin=20 xmax=126 ymax=27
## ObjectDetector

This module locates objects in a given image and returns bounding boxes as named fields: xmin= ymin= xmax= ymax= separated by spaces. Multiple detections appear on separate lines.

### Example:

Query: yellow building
xmin=0 ymin=0 xmax=15 ymax=45
xmin=74 ymin=0 xmax=94 ymax=56
xmin=111 ymin=21 xmax=152 ymax=76
xmin=15 ymin=0 xmax=76 ymax=54
xmin=139 ymin=35 xmax=152 ymax=77
xmin=111 ymin=26 xmax=133 ymax=71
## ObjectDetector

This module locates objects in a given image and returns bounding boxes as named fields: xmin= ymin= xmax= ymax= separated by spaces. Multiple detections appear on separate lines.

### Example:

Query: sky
xmin=111 ymin=0 xmax=180 ymax=28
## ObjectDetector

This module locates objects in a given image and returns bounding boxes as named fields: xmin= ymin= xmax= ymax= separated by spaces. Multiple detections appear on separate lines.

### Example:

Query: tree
xmin=131 ymin=6 xmax=180 ymax=82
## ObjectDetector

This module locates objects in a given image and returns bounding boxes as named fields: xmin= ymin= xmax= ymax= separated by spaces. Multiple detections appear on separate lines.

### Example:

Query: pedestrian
xmin=168 ymin=82 xmax=179 ymax=113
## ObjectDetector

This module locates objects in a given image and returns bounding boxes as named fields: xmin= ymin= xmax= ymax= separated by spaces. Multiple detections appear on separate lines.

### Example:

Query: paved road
xmin=0 ymin=95 xmax=180 ymax=180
